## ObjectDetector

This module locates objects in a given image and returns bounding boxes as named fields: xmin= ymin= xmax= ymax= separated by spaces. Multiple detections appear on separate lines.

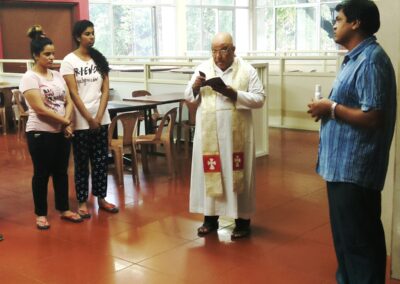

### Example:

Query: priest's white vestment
xmin=184 ymin=57 xmax=265 ymax=219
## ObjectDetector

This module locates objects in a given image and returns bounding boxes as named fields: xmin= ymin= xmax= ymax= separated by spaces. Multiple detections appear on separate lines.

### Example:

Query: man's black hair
xmin=335 ymin=0 xmax=380 ymax=36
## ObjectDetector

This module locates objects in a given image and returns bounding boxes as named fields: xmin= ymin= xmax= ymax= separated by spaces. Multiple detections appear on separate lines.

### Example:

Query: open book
xmin=199 ymin=71 xmax=226 ymax=89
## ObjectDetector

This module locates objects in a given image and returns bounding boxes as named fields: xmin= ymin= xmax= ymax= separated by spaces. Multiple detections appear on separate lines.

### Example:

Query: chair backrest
xmin=108 ymin=112 xmax=140 ymax=146
xmin=154 ymin=107 xmax=177 ymax=140
xmin=0 ymin=92 xmax=4 ymax=108
xmin=132 ymin=90 xmax=152 ymax=97
xmin=132 ymin=90 xmax=159 ymax=115
xmin=11 ymin=89 xmax=28 ymax=114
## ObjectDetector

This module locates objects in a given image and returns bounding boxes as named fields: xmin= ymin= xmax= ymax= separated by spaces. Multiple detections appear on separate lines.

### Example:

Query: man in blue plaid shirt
xmin=307 ymin=1 xmax=396 ymax=283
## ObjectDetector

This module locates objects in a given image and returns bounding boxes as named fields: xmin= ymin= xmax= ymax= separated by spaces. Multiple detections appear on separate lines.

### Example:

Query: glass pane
xmin=235 ymin=0 xmax=249 ymax=6
xmin=256 ymin=7 xmax=274 ymax=51
xmin=187 ymin=0 xmax=201 ymax=4
xmin=203 ymin=0 xmax=234 ymax=6
xmin=296 ymin=7 xmax=317 ymax=50
xmin=117 ymin=0 xmax=150 ymax=4
xmin=235 ymin=8 xmax=249 ymax=53
xmin=202 ymin=8 xmax=217 ymax=51
xmin=320 ymin=3 xmax=337 ymax=50
xmin=156 ymin=0 xmax=175 ymax=4
xmin=157 ymin=7 xmax=176 ymax=55
xmin=275 ymin=0 xmax=296 ymax=5
xmin=113 ymin=6 xmax=154 ymax=56
xmin=218 ymin=9 xmax=233 ymax=34
xmin=186 ymin=7 xmax=202 ymax=52
xmin=113 ymin=5 xmax=135 ymax=56
xmin=132 ymin=8 xmax=154 ymax=56
xmin=255 ymin=0 xmax=273 ymax=7
xmin=276 ymin=7 xmax=295 ymax=50
xmin=297 ymin=0 xmax=317 ymax=3
xmin=89 ymin=3 xmax=112 ymax=56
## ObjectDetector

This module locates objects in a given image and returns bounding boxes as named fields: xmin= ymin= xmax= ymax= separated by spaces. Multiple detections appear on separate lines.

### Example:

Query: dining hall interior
xmin=0 ymin=0 xmax=399 ymax=283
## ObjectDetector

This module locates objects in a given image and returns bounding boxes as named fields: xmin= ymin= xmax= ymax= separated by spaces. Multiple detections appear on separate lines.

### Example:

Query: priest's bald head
xmin=211 ymin=32 xmax=236 ymax=71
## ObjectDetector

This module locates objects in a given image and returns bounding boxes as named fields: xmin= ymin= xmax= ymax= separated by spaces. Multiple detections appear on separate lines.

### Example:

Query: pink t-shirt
xmin=19 ymin=70 xmax=67 ymax=132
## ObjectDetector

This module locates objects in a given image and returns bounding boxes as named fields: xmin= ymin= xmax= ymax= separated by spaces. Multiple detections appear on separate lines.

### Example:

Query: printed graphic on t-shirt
xmin=39 ymin=84 xmax=65 ymax=112
xmin=74 ymin=64 xmax=100 ymax=86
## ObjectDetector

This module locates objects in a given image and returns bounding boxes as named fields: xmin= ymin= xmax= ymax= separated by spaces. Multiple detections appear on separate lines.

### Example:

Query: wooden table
xmin=108 ymin=100 xmax=158 ymax=137
xmin=108 ymin=100 xmax=157 ymax=117
xmin=123 ymin=92 xmax=184 ymax=105
xmin=123 ymin=92 xmax=185 ymax=134
xmin=110 ymin=65 xmax=176 ymax=72
xmin=169 ymin=68 xmax=195 ymax=74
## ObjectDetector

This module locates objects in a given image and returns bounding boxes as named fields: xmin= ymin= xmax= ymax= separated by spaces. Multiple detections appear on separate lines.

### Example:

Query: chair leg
xmin=112 ymin=147 xmax=124 ymax=185
xmin=130 ymin=144 xmax=139 ymax=183
xmin=17 ymin=118 xmax=22 ymax=138
xmin=176 ymin=123 xmax=182 ymax=151
xmin=0 ymin=108 xmax=6 ymax=135
xmin=141 ymin=144 xmax=149 ymax=172
xmin=164 ymin=139 xmax=175 ymax=177
xmin=184 ymin=126 xmax=190 ymax=158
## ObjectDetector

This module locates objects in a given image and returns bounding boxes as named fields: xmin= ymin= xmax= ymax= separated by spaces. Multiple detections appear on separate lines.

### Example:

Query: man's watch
xmin=331 ymin=102 xmax=338 ymax=119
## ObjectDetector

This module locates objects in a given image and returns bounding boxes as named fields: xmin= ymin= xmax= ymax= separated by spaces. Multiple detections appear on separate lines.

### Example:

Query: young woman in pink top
xmin=20 ymin=25 xmax=83 ymax=229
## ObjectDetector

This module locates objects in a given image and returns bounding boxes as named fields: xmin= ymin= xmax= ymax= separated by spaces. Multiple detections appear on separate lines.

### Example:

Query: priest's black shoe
xmin=231 ymin=226 xmax=251 ymax=240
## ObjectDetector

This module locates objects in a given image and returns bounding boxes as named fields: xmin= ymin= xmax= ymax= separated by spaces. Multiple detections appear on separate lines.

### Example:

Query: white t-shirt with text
xmin=60 ymin=52 xmax=110 ymax=130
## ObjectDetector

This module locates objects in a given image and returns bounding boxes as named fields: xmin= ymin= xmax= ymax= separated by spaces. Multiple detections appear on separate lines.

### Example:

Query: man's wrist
xmin=331 ymin=102 xmax=338 ymax=119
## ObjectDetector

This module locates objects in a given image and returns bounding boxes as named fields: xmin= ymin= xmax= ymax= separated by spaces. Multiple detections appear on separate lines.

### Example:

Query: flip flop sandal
xmin=61 ymin=213 xmax=83 ymax=223
xmin=78 ymin=209 xmax=91 ymax=219
xmin=99 ymin=204 xmax=119 ymax=213
xmin=36 ymin=218 xmax=50 ymax=230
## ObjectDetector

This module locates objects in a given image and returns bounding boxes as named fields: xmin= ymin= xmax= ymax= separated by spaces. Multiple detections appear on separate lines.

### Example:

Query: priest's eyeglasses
xmin=212 ymin=47 xmax=231 ymax=55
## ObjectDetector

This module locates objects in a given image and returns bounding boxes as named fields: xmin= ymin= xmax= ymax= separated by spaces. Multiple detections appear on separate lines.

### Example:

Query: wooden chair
xmin=0 ymin=92 xmax=6 ymax=135
xmin=108 ymin=111 xmax=140 ymax=185
xmin=176 ymin=100 xmax=198 ymax=157
xmin=11 ymin=89 xmax=28 ymax=138
xmin=134 ymin=107 xmax=177 ymax=177
xmin=132 ymin=90 xmax=163 ymax=133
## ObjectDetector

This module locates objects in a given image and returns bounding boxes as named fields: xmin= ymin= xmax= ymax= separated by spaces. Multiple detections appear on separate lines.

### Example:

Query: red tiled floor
xmin=0 ymin=128 xmax=399 ymax=284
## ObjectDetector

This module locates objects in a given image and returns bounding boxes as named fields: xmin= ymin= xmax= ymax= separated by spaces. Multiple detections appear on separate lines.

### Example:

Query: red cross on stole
xmin=233 ymin=152 xmax=244 ymax=170
xmin=203 ymin=154 xmax=221 ymax=173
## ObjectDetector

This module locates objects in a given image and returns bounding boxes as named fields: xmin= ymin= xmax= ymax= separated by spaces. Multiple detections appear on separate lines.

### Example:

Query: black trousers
xmin=72 ymin=126 xmax=109 ymax=202
xmin=27 ymin=131 xmax=71 ymax=216
xmin=327 ymin=182 xmax=386 ymax=284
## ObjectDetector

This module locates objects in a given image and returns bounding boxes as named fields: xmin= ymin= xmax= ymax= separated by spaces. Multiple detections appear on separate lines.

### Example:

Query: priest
xmin=184 ymin=32 xmax=266 ymax=239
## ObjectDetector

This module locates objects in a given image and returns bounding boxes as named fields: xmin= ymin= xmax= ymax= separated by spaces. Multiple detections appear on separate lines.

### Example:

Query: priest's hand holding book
xmin=192 ymin=71 xmax=206 ymax=97
xmin=193 ymin=71 xmax=237 ymax=101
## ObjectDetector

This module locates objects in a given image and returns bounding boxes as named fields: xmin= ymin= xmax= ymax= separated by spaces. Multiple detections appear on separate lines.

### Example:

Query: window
xmin=89 ymin=0 xmax=175 ymax=56
xmin=186 ymin=0 xmax=249 ymax=56
xmin=256 ymin=0 xmax=340 ymax=52
xmin=89 ymin=0 xmax=340 ymax=57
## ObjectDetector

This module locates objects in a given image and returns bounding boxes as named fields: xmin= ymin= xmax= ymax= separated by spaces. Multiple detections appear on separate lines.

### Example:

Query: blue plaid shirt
xmin=317 ymin=37 xmax=396 ymax=191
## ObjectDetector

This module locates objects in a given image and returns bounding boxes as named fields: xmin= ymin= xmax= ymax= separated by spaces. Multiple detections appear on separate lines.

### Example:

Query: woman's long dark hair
xmin=72 ymin=20 xmax=110 ymax=78
xmin=27 ymin=25 xmax=53 ymax=60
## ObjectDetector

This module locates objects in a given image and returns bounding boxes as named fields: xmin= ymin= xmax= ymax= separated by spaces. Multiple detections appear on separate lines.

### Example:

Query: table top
xmin=169 ymin=68 xmax=195 ymax=74
xmin=108 ymin=100 xmax=157 ymax=112
xmin=123 ymin=92 xmax=184 ymax=105
xmin=0 ymin=82 xmax=18 ymax=90
xmin=110 ymin=65 xmax=176 ymax=72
